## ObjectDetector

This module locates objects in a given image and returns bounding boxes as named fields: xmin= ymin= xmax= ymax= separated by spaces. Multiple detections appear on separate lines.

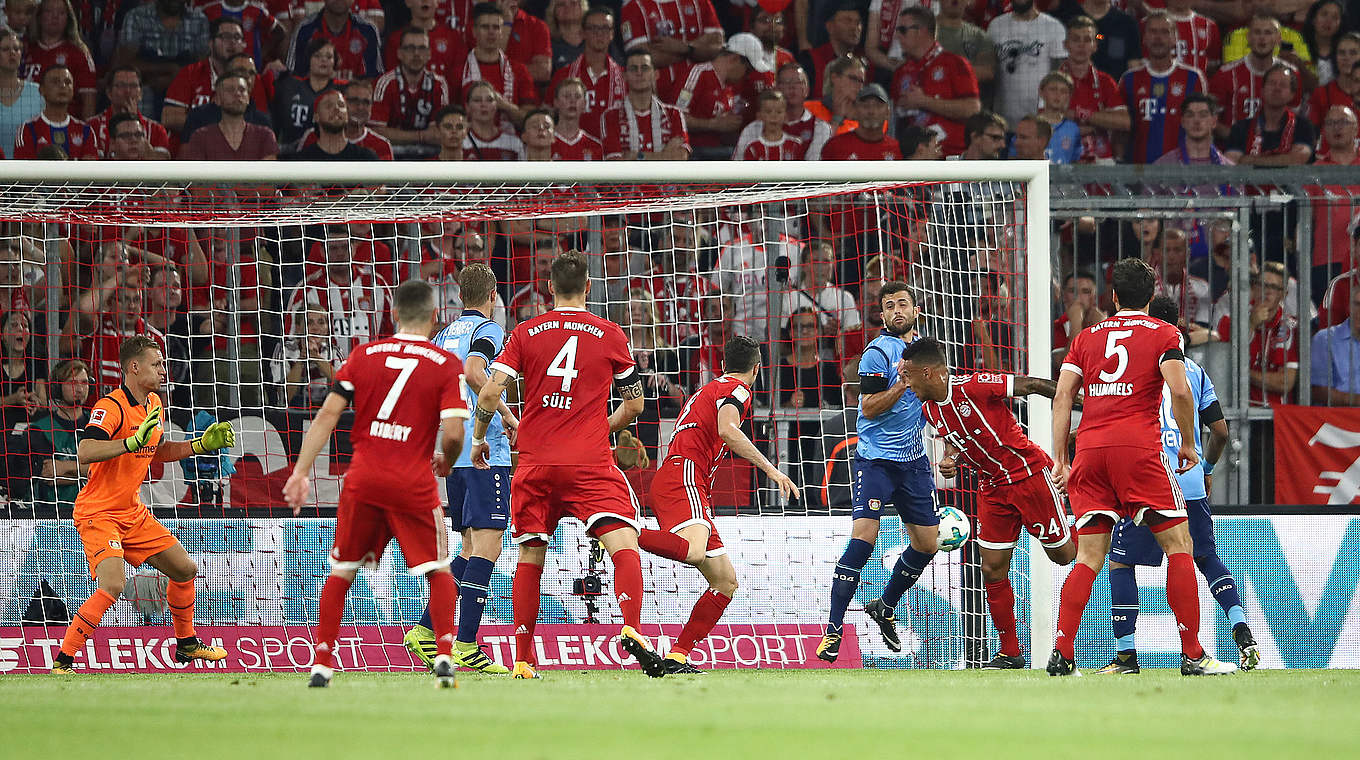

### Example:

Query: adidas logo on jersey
xmin=515 ymin=624 xmax=528 ymax=634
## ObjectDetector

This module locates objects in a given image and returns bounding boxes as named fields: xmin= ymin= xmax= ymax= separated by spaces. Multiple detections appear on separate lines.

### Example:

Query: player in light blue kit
xmin=404 ymin=264 xmax=517 ymax=674
xmin=1097 ymin=296 xmax=1260 ymax=674
xmin=818 ymin=282 xmax=939 ymax=662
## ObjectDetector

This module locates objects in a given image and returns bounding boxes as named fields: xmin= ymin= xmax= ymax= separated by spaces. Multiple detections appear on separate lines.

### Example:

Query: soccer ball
xmin=937 ymin=507 xmax=971 ymax=552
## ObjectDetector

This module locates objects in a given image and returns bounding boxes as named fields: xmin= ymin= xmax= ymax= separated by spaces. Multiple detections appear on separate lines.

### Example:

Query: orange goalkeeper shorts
xmin=76 ymin=510 xmax=178 ymax=577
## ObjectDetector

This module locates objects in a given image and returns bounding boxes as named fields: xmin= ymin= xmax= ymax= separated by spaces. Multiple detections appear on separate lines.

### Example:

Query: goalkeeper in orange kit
xmin=51 ymin=336 xmax=236 ymax=674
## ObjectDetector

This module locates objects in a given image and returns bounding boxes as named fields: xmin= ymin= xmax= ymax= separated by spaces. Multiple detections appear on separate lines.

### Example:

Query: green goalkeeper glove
xmin=191 ymin=421 xmax=236 ymax=455
xmin=125 ymin=405 xmax=162 ymax=453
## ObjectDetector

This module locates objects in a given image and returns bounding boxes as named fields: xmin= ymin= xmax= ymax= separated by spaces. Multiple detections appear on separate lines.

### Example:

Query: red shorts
xmin=975 ymin=468 xmax=1072 ymax=551
xmin=1067 ymin=446 xmax=1187 ymax=532
xmin=330 ymin=489 xmax=450 ymax=575
xmin=647 ymin=456 xmax=725 ymax=557
xmin=511 ymin=463 xmax=640 ymax=544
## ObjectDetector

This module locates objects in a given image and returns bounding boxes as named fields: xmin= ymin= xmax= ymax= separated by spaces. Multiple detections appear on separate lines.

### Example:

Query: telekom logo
xmin=1309 ymin=423 xmax=1360 ymax=504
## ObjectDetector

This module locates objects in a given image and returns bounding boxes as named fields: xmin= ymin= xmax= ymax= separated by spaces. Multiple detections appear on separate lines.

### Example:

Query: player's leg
xmin=665 ymin=525 xmax=734 ymax=674
xmin=1099 ymin=518 xmax=1158 ymax=674
xmin=1048 ymin=521 xmax=1110 ymax=675
xmin=638 ymin=457 xmax=709 ymax=565
xmin=595 ymin=522 xmax=666 ymax=677
xmin=866 ymin=457 xmax=938 ymax=653
xmin=1186 ymin=497 xmax=1258 ymax=669
xmin=511 ymin=540 xmax=548 ymax=679
xmin=1145 ymin=512 xmax=1236 ymax=675
xmin=409 ymin=471 xmax=472 ymax=666
xmin=310 ymin=495 xmax=387 ymax=686
xmin=143 ymin=540 xmax=228 ymax=663
xmin=53 ymin=554 xmax=125 ymax=674
xmin=451 ymin=526 xmax=510 ymax=673
xmin=822 ymin=458 xmax=888 ymax=660
xmin=978 ymin=546 xmax=1024 ymax=667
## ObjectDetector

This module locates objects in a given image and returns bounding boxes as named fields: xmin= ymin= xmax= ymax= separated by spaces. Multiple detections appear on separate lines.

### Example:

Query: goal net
xmin=0 ymin=161 xmax=1051 ymax=672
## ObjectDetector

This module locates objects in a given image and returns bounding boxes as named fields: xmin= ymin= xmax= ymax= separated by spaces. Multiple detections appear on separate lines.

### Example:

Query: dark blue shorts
xmin=852 ymin=455 xmax=938 ymax=527
xmin=1109 ymin=497 xmax=1217 ymax=566
xmin=446 ymin=466 xmax=511 ymax=532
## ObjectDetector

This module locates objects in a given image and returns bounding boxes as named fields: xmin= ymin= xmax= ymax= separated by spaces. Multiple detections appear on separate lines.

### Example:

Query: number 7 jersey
xmin=490 ymin=306 xmax=638 ymax=466
xmin=1061 ymin=309 xmax=1182 ymax=451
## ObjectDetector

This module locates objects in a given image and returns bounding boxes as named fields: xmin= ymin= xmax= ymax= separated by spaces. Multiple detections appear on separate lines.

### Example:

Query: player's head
xmin=1110 ymin=258 xmax=1156 ymax=311
xmin=120 ymin=335 xmax=166 ymax=391
xmin=459 ymin=262 xmax=497 ymax=312
xmin=393 ymin=278 xmax=437 ymax=334
xmin=900 ymin=335 xmax=950 ymax=402
xmin=880 ymin=281 xmax=919 ymax=335
xmin=723 ymin=335 xmax=762 ymax=378
xmin=1147 ymin=295 xmax=1180 ymax=326
xmin=549 ymin=250 xmax=591 ymax=301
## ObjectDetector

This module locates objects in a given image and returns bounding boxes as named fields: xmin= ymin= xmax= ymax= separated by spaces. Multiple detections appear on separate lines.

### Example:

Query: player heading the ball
xmin=820 ymin=282 xmax=940 ymax=663
xmin=636 ymin=334 xmax=801 ymax=674
xmin=52 ymin=335 xmax=235 ymax=675
xmin=1049 ymin=259 xmax=1236 ymax=677
xmin=284 ymin=280 xmax=470 ymax=689
xmin=901 ymin=336 xmax=1076 ymax=669
xmin=471 ymin=250 xmax=667 ymax=679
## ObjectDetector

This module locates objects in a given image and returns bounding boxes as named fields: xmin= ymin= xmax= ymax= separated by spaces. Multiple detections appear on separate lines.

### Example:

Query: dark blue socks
xmin=828 ymin=538 xmax=873 ymax=629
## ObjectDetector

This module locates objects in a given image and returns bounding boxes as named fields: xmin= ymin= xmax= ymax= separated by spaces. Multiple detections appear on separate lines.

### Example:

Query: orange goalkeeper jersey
xmin=72 ymin=385 xmax=163 ymax=521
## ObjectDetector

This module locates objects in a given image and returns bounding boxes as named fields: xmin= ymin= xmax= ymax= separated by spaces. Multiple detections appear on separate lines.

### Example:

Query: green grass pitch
xmin=3 ymin=669 xmax=1355 ymax=759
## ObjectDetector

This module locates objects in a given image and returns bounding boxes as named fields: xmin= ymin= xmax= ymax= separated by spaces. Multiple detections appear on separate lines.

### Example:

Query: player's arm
xmin=153 ymin=419 xmax=236 ymax=463
xmin=78 ymin=401 xmax=168 ymax=463
xmin=717 ymin=402 xmax=799 ymax=500
xmin=608 ymin=374 xmax=646 ymax=433
xmin=440 ymin=415 xmax=464 ymax=465
xmin=1012 ymin=376 xmax=1059 ymax=398
xmin=463 ymin=353 xmax=518 ymax=433
xmin=1050 ymin=368 xmax=1081 ymax=476
xmin=937 ymin=440 xmax=961 ymax=479
xmin=469 ymin=369 xmax=513 ymax=467
xmin=283 ymin=392 xmax=350 ymax=512
xmin=860 ymin=358 xmax=909 ymax=419
xmin=1160 ymin=354 xmax=1200 ymax=473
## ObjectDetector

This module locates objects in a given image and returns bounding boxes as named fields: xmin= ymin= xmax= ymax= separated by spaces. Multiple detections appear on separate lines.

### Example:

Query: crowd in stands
xmin=0 ymin=0 xmax=1356 ymax=511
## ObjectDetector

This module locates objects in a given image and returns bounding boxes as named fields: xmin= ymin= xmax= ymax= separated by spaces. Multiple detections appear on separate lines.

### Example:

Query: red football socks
xmin=673 ymin=589 xmax=732 ymax=658
xmin=985 ymin=579 xmax=1021 ymax=657
xmin=426 ymin=571 xmax=456 ymax=658
xmin=638 ymin=529 xmax=691 ymax=563
xmin=513 ymin=562 xmax=544 ymax=665
xmin=610 ymin=548 xmax=644 ymax=630
xmin=167 ymin=579 xmax=197 ymax=639
xmin=312 ymin=574 xmax=353 ymax=668
xmin=1166 ymin=552 xmax=1205 ymax=660
xmin=1054 ymin=563 xmax=1097 ymax=660
xmin=60 ymin=588 xmax=117 ymax=658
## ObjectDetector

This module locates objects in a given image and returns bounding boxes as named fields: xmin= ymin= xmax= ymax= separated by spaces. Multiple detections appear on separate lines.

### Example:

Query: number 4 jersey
xmin=490 ymin=306 xmax=638 ymax=467
xmin=333 ymin=332 xmax=468 ymax=508
xmin=1062 ymin=309 xmax=1182 ymax=451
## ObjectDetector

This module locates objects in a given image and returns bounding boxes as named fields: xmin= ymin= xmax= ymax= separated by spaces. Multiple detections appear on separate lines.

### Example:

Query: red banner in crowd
xmin=0 ymin=623 xmax=860 ymax=674
xmin=1274 ymin=406 xmax=1360 ymax=504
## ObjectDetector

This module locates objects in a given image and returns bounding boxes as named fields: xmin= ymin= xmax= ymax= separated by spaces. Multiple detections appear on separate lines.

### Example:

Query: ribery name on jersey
xmin=369 ymin=420 xmax=414 ymax=441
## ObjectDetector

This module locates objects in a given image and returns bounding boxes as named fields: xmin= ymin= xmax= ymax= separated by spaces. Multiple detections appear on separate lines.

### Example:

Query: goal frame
xmin=0 ymin=158 xmax=1053 ymax=668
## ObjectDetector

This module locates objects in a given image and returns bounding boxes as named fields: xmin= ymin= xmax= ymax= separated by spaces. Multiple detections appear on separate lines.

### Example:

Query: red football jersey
xmin=889 ymin=43 xmax=978 ymax=156
xmin=284 ymin=267 xmax=395 ymax=357
xmin=372 ymin=68 xmax=450 ymax=131
xmin=334 ymin=334 xmax=467 ymax=509
xmin=455 ymin=52 xmax=538 ymax=105
xmin=84 ymin=316 xmax=167 ymax=393
xmin=551 ymin=55 xmax=626 ymax=128
xmin=552 ymin=130 xmax=604 ymax=160
xmin=505 ymin=9 xmax=551 ymax=69
xmin=1209 ymin=58 xmax=1300 ymax=129
xmin=164 ymin=59 xmax=218 ymax=110
xmin=199 ymin=0 xmax=284 ymax=66
xmin=490 ymin=306 xmax=638 ymax=467
xmin=12 ymin=114 xmax=99 ymax=159
xmin=1061 ymin=310 xmax=1182 ymax=451
xmin=87 ymin=109 xmax=173 ymax=157
xmin=921 ymin=373 xmax=1052 ymax=487
xmin=619 ymin=0 xmax=723 ymax=97
xmin=383 ymin=25 xmax=465 ymax=80
xmin=740 ymin=133 xmax=805 ymax=160
xmin=1215 ymin=310 xmax=1299 ymax=406
xmin=820 ymin=130 xmax=902 ymax=160
xmin=1060 ymin=60 xmax=1123 ymax=162
xmin=674 ymin=62 xmax=738 ymax=147
xmin=1306 ymin=80 xmax=1355 ymax=131
xmin=668 ymin=375 xmax=753 ymax=481
xmin=22 ymin=40 xmax=97 ymax=98
xmin=601 ymin=98 xmax=689 ymax=157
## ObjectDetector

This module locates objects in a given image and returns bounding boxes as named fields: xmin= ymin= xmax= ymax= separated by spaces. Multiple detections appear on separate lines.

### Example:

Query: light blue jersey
xmin=1158 ymin=356 xmax=1217 ymax=501
xmin=434 ymin=310 xmax=510 ymax=468
xmin=855 ymin=330 xmax=926 ymax=462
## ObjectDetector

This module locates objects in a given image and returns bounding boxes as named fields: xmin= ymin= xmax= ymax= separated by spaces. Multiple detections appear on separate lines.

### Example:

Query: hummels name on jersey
xmin=1086 ymin=381 xmax=1134 ymax=397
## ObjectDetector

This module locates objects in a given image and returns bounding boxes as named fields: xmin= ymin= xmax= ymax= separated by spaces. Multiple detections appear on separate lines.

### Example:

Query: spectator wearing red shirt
xmin=1060 ymin=16 xmax=1128 ymax=163
xmin=1223 ymin=63 xmax=1315 ymax=167
xmin=802 ymin=3 xmax=865 ymax=99
xmin=1319 ymin=215 xmax=1360 ymax=330
xmin=1118 ymin=11 xmax=1205 ymax=164
xmin=432 ymin=104 xmax=468 ymax=160
xmin=307 ymin=78 xmax=394 ymax=159
xmin=755 ymin=61 xmax=831 ymax=158
xmin=498 ymin=0 xmax=552 ymax=87
xmin=162 ymin=17 xmax=249 ymax=134
xmin=22 ymin=0 xmax=97 ymax=117
xmin=462 ymin=81 xmax=525 ymax=159
xmin=740 ymin=10 xmax=797 ymax=118
xmin=602 ymin=49 xmax=690 ymax=160
xmin=1216 ymin=262 xmax=1299 ymax=407
xmin=734 ymin=89 xmax=806 ymax=160
xmin=551 ymin=78 xmax=605 ymax=159
xmin=550 ymin=6 xmax=624 ymax=138
xmin=456 ymin=3 xmax=537 ymax=127
xmin=372 ymin=27 xmax=451 ymax=152
xmin=1160 ymin=0 xmax=1220 ymax=76
xmin=88 ymin=67 xmax=174 ymax=159
xmin=69 ymin=269 xmax=168 ymax=395
xmin=889 ymin=7 xmax=980 ymax=157
xmin=1307 ymin=36 xmax=1360 ymax=128
xmin=520 ymin=106 xmax=556 ymax=160
xmin=619 ymin=0 xmax=724 ymax=102
xmin=284 ymin=0 xmax=382 ymax=80
xmin=1210 ymin=15 xmax=1298 ymax=139
xmin=1051 ymin=270 xmax=1105 ymax=369
xmin=383 ymin=0 xmax=464 ymax=81
xmin=287 ymin=90 xmax=378 ymax=159
xmin=674 ymin=40 xmax=750 ymax=152
xmin=198 ymin=0 xmax=287 ymax=69
xmin=105 ymin=111 xmax=170 ymax=161
xmin=820 ymin=84 xmax=901 ymax=160
xmin=285 ymin=226 xmax=394 ymax=359
xmin=180 ymin=71 xmax=279 ymax=160
xmin=12 ymin=64 xmax=98 ymax=159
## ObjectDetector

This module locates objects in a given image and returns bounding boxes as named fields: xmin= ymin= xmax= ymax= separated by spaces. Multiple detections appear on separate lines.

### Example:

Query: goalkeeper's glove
xmin=191 ymin=421 xmax=236 ymax=454
xmin=613 ymin=430 xmax=650 ymax=471
xmin=125 ymin=405 xmax=162 ymax=453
